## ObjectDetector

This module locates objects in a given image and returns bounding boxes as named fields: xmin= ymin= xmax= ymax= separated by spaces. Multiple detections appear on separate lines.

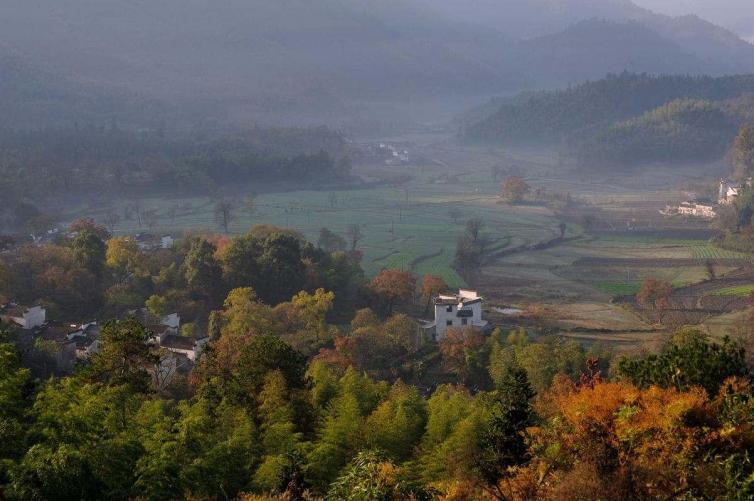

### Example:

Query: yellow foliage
xmin=521 ymin=381 xmax=718 ymax=500
xmin=105 ymin=236 xmax=140 ymax=272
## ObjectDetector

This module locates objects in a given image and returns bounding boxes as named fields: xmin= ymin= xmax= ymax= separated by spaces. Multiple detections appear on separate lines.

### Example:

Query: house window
xmin=446 ymin=320 xmax=453 ymax=326
xmin=462 ymin=318 xmax=468 ymax=325
xmin=446 ymin=306 xmax=453 ymax=312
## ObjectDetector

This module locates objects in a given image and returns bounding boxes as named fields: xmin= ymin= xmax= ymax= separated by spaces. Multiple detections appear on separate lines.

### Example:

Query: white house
xmin=72 ymin=337 xmax=100 ymax=360
xmin=424 ymin=289 xmax=488 ymax=341
xmin=720 ymin=179 xmax=742 ymax=205
xmin=678 ymin=199 xmax=717 ymax=219
xmin=66 ymin=322 xmax=101 ymax=360
xmin=159 ymin=334 xmax=209 ymax=362
xmin=0 ymin=305 xmax=46 ymax=329
xmin=160 ymin=235 xmax=175 ymax=249
xmin=160 ymin=313 xmax=181 ymax=330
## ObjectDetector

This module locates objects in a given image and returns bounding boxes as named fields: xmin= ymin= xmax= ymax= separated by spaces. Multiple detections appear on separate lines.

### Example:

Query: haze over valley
xmin=5 ymin=2 xmax=754 ymax=500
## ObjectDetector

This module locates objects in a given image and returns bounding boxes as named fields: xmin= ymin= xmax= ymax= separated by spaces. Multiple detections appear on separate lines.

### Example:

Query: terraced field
xmin=62 ymin=141 xmax=753 ymax=351
xmin=67 ymin=181 xmax=560 ymax=287
xmin=711 ymin=284 xmax=754 ymax=296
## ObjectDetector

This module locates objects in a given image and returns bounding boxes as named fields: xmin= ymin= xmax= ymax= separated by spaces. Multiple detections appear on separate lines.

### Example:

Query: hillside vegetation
xmin=0 ymin=126 xmax=350 ymax=204
xmin=463 ymin=73 xmax=754 ymax=166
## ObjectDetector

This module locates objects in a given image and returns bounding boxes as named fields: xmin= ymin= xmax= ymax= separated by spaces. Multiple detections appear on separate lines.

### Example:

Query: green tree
xmin=326 ymin=450 xmax=430 ymax=501
xmin=364 ymin=381 xmax=427 ymax=460
xmin=145 ymin=294 xmax=168 ymax=320
xmin=235 ymin=334 xmax=307 ymax=398
xmin=475 ymin=365 xmax=536 ymax=496
xmin=253 ymin=371 xmax=306 ymax=493
xmin=618 ymin=328 xmax=749 ymax=395
xmin=223 ymin=232 xmax=306 ymax=304
xmin=72 ymin=231 xmax=107 ymax=277
xmin=318 ymin=227 xmax=347 ymax=253
xmin=8 ymin=444 xmax=106 ymax=501
xmin=182 ymin=237 xmax=223 ymax=302
xmin=731 ymin=124 xmax=754 ymax=181
xmin=85 ymin=318 xmax=158 ymax=393
xmin=0 ymin=330 xmax=33 ymax=466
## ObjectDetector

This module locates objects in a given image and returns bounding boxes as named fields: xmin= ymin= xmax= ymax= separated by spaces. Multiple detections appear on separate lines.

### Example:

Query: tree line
xmin=0 ymin=125 xmax=351 ymax=209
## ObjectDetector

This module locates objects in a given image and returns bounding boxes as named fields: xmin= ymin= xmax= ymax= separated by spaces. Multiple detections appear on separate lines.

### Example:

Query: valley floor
xmin=68 ymin=137 xmax=752 ymax=354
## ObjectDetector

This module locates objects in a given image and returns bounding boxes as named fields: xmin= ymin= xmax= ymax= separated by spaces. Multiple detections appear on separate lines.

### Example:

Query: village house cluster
xmin=0 ymin=301 xmax=208 ymax=386
xmin=664 ymin=179 xmax=749 ymax=219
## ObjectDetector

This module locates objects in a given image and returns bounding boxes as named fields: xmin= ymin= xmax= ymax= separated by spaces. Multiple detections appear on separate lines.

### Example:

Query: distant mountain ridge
xmin=0 ymin=48 xmax=173 ymax=129
xmin=0 ymin=0 xmax=753 ymax=129
xmin=462 ymin=73 xmax=754 ymax=167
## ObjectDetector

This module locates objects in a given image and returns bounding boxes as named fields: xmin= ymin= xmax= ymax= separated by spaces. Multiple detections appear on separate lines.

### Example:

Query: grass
xmin=691 ymin=245 xmax=753 ymax=260
xmin=711 ymin=284 xmax=754 ymax=296
xmin=596 ymin=282 xmax=642 ymax=296
xmin=65 ymin=186 xmax=559 ymax=288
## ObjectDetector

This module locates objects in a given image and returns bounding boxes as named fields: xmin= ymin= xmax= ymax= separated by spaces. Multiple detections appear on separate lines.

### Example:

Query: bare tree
xmin=166 ymin=205 xmax=178 ymax=223
xmin=448 ymin=207 xmax=463 ymax=224
xmin=214 ymin=199 xmax=236 ymax=233
xmin=465 ymin=218 xmax=484 ymax=244
xmin=103 ymin=210 xmax=121 ymax=233
xmin=131 ymin=202 xmax=144 ymax=227
xmin=143 ymin=209 xmax=160 ymax=231
xmin=454 ymin=218 xmax=489 ymax=279
xmin=244 ymin=195 xmax=256 ymax=214
xmin=345 ymin=223 xmax=363 ymax=252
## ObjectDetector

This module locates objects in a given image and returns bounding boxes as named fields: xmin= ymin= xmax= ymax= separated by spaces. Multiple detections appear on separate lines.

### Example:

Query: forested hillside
xmin=1 ymin=220 xmax=754 ymax=499
xmin=576 ymin=96 xmax=754 ymax=165
xmin=463 ymin=73 xmax=754 ymax=167
xmin=0 ymin=50 xmax=171 ymax=129
xmin=0 ymin=126 xmax=351 ymax=202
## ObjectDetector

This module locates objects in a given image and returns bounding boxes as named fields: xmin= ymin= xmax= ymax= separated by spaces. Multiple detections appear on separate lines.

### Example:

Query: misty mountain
xmin=464 ymin=73 xmax=754 ymax=143
xmin=0 ymin=47 xmax=176 ymax=129
xmin=576 ymin=95 xmax=754 ymax=166
xmin=0 ymin=0 xmax=522 ymax=127
xmin=633 ymin=0 xmax=754 ymax=40
xmin=1 ymin=0 xmax=753 ymax=129
xmin=463 ymin=72 xmax=754 ymax=167
xmin=416 ymin=0 xmax=649 ymax=39
xmin=514 ymin=20 xmax=725 ymax=85
xmin=420 ymin=0 xmax=754 ymax=73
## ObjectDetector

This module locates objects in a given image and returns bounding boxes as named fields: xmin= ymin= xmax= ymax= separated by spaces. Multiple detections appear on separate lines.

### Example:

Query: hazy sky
xmin=633 ymin=0 xmax=754 ymax=40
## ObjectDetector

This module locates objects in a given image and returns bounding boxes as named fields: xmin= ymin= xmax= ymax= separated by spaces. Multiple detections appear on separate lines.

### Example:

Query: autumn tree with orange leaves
xmin=369 ymin=268 xmax=416 ymax=316
xmin=501 ymin=176 xmax=530 ymax=204
xmin=637 ymin=278 xmax=672 ymax=309
xmin=421 ymin=274 xmax=448 ymax=315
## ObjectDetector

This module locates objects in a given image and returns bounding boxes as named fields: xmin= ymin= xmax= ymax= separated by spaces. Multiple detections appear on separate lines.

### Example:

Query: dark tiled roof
xmin=39 ymin=325 xmax=69 ymax=342
xmin=72 ymin=336 xmax=96 ymax=349
xmin=434 ymin=298 xmax=457 ymax=306
xmin=461 ymin=298 xmax=482 ymax=306
xmin=161 ymin=335 xmax=195 ymax=351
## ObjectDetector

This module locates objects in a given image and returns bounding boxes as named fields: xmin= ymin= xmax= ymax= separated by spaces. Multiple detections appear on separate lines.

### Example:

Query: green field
xmin=67 ymin=183 xmax=563 ymax=287
xmin=596 ymin=282 xmax=642 ymax=296
xmin=711 ymin=284 xmax=754 ymax=296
